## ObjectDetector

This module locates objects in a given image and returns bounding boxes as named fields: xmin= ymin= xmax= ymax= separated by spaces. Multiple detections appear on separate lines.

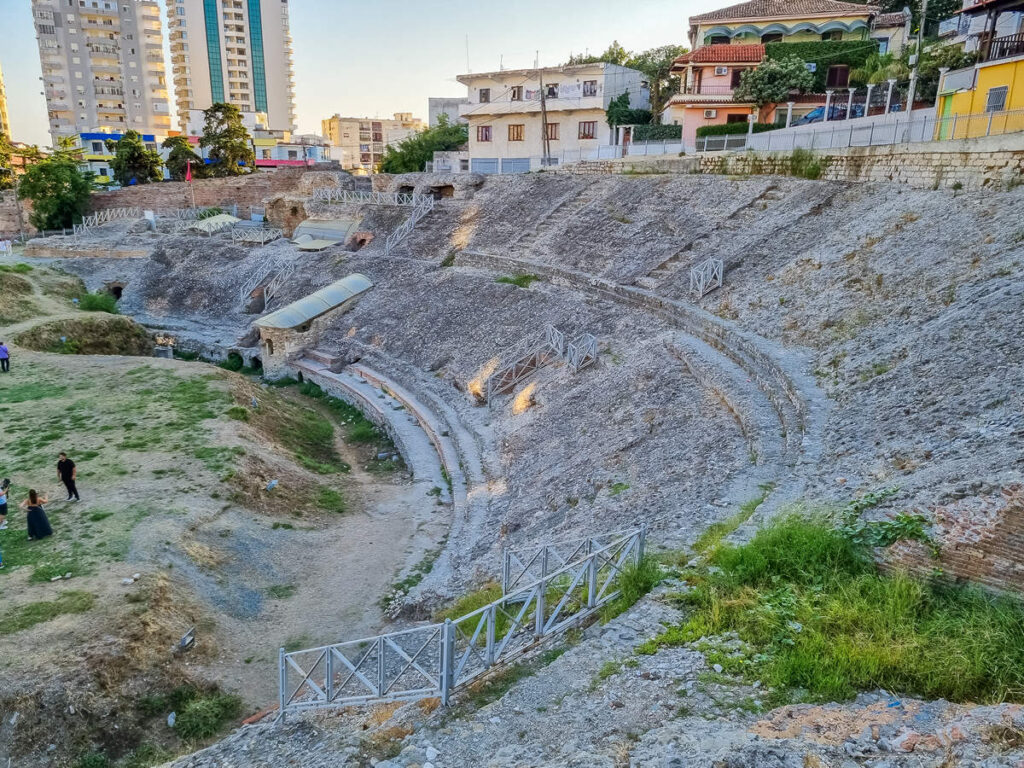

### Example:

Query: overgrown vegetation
xmin=379 ymin=114 xmax=468 ymax=174
xmin=17 ymin=146 xmax=93 ymax=229
xmin=495 ymin=274 xmax=540 ymax=289
xmin=104 ymin=130 xmax=162 ymax=186
xmin=789 ymin=148 xmax=823 ymax=180
xmin=78 ymin=290 xmax=120 ymax=314
xmin=692 ymin=484 xmax=774 ymax=554
xmin=695 ymin=122 xmax=774 ymax=138
xmin=640 ymin=514 xmax=1024 ymax=704
xmin=601 ymin=554 xmax=663 ymax=622
xmin=0 ymin=591 xmax=95 ymax=635
xmin=13 ymin=316 xmax=152 ymax=356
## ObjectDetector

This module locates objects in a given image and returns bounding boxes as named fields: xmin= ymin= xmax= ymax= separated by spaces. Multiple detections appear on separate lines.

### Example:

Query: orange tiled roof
xmin=673 ymin=44 xmax=766 ymax=68
xmin=690 ymin=0 xmax=877 ymax=23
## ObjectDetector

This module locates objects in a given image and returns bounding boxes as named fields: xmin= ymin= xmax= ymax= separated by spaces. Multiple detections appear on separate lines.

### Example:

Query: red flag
xmin=185 ymin=160 xmax=192 ymax=182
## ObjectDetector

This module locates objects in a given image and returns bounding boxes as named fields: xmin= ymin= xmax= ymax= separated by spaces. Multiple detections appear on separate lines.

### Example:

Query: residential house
xmin=936 ymin=0 xmax=1024 ymax=137
xmin=322 ymin=113 xmax=425 ymax=174
xmin=666 ymin=0 xmax=913 ymax=150
xmin=77 ymin=130 xmax=159 ymax=184
xmin=456 ymin=63 xmax=650 ymax=173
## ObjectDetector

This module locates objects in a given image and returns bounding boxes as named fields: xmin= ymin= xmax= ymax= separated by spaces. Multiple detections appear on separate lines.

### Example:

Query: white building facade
xmin=456 ymin=64 xmax=650 ymax=173
xmin=169 ymin=0 xmax=297 ymax=133
xmin=32 ymin=0 xmax=172 ymax=145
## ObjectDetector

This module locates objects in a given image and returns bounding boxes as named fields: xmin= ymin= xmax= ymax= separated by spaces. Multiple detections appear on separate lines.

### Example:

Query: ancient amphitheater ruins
xmin=2 ymin=154 xmax=1024 ymax=768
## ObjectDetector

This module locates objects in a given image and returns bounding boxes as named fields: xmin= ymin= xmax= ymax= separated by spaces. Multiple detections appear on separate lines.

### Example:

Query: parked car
xmin=793 ymin=103 xmax=867 ymax=125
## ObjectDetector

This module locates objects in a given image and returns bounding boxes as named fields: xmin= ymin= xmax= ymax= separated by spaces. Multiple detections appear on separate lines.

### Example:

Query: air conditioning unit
xmin=704 ymin=109 xmax=718 ymax=119
xmin=714 ymin=66 xmax=729 ymax=76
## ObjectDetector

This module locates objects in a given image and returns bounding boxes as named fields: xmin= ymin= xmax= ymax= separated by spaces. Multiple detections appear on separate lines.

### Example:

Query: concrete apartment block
xmin=169 ymin=0 xmax=297 ymax=133
xmin=322 ymin=113 xmax=425 ymax=173
xmin=32 ymin=0 xmax=172 ymax=145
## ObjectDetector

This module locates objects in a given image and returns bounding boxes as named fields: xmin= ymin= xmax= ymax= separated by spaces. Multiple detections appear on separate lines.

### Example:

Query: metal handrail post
xmin=638 ymin=525 xmax=647 ymax=561
xmin=541 ymin=547 xmax=549 ymax=580
xmin=535 ymin=577 xmax=547 ymax=638
xmin=485 ymin=605 xmax=497 ymax=666
xmin=586 ymin=554 xmax=597 ymax=608
xmin=325 ymin=647 xmax=334 ymax=702
xmin=501 ymin=548 xmax=510 ymax=594
xmin=440 ymin=619 xmax=454 ymax=705
xmin=278 ymin=647 xmax=287 ymax=721
xmin=377 ymin=636 xmax=386 ymax=696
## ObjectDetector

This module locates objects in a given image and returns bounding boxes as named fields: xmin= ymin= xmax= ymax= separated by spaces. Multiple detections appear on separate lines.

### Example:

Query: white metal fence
xmin=311 ymin=188 xmax=428 ymax=206
xmin=278 ymin=527 xmax=645 ymax=716
xmin=229 ymin=226 xmax=283 ymax=245
xmin=700 ymin=108 xmax=1024 ymax=152
xmin=73 ymin=206 xmax=141 ymax=235
xmin=383 ymin=195 xmax=436 ymax=256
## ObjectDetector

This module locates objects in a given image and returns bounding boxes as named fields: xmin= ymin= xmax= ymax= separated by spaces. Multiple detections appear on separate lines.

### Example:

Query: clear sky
xmin=0 ymin=0 xmax=721 ymax=148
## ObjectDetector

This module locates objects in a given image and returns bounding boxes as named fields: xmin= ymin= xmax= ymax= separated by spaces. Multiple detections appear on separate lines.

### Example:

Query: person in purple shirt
xmin=0 ymin=341 xmax=8 ymax=373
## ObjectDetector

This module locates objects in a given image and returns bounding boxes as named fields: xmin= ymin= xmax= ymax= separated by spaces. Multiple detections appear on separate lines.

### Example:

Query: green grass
xmin=266 ymin=584 xmax=297 ymax=599
xmin=77 ymin=290 xmax=119 ymax=314
xmin=226 ymin=405 xmax=249 ymax=421
xmin=691 ymin=485 xmax=773 ymax=555
xmin=316 ymin=487 xmax=346 ymax=514
xmin=0 ymin=262 xmax=33 ymax=274
xmin=639 ymin=515 xmax=1024 ymax=704
xmin=173 ymin=692 xmax=242 ymax=741
xmin=601 ymin=554 xmax=663 ymax=622
xmin=495 ymin=274 xmax=540 ymax=289
xmin=1 ymin=591 xmax=95 ymax=635
xmin=435 ymin=582 xmax=504 ymax=622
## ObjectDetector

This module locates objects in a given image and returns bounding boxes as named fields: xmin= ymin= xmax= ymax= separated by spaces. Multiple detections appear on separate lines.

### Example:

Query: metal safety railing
xmin=311 ymin=188 xmax=428 ymax=207
xmin=278 ymin=527 xmax=645 ymax=716
xmin=690 ymin=258 xmax=723 ymax=298
xmin=383 ymin=194 xmax=436 ymax=256
xmin=566 ymin=334 xmax=598 ymax=374
xmin=73 ymin=206 xmax=141 ymax=235
xmin=229 ymin=226 xmax=283 ymax=245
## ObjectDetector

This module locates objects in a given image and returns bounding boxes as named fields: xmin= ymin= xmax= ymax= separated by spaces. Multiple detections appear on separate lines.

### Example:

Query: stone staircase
xmin=514 ymin=186 xmax=601 ymax=254
xmin=633 ymin=184 xmax=786 ymax=293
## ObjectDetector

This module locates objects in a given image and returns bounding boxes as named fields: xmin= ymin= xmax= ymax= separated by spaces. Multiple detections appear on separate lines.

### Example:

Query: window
xmin=459 ymin=158 xmax=470 ymax=172
xmin=709 ymin=35 xmax=729 ymax=45
xmin=578 ymin=120 xmax=597 ymax=140
xmin=821 ymin=31 xmax=843 ymax=41
xmin=825 ymin=65 xmax=849 ymax=88
xmin=545 ymin=122 xmax=559 ymax=141
xmin=479 ymin=88 xmax=490 ymax=103
xmin=874 ymin=37 xmax=889 ymax=54
xmin=583 ymin=80 xmax=598 ymax=97
xmin=510 ymin=85 xmax=523 ymax=101
xmin=730 ymin=69 xmax=743 ymax=88
xmin=761 ymin=33 xmax=783 ymax=43
xmin=91 ymin=141 xmax=103 ymax=153
xmin=986 ymin=85 xmax=1008 ymax=112
xmin=477 ymin=125 xmax=492 ymax=142
xmin=508 ymin=124 xmax=524 ymax=141
xmin=546 ymin=83 xmax=559 ymax=98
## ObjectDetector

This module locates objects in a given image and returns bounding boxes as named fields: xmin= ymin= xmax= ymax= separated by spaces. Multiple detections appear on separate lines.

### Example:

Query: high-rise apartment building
xmin=31 ymin=0 xmax=171 ymax=145
xmin=322 ymin=113 xmax=425 ymax=173
xmin=0 ymin=62 xmax=10 ymax=137
xmin=169 ymin=0 xmax=296 ymax=133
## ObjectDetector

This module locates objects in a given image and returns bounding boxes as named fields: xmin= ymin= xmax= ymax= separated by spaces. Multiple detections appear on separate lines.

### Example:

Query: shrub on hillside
xmin=78 ymin=290 xmax=119 ymax=314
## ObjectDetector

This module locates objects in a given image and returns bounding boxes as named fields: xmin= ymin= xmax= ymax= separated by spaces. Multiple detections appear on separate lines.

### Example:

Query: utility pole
xmin=907 ymin=0 xmax=929 ymax=113
xmin=538 ymin=71 xmax=551 ymax=167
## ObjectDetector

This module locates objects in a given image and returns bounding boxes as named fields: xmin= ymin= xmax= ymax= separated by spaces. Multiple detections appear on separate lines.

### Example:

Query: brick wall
xmin=885 ymin=486 xmax=1024 ymax=593
xmin=88 ymin=166 xmax=319 ymax=214
xmin=0 ymin=190 xmax=32 ymax=237
xmin=566 ymin=134 xmax=1024 ymax=190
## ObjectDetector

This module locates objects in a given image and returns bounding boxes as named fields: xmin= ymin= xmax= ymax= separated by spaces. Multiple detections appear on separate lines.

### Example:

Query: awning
xmin=254 ymin=273 xmax=373 ymax=330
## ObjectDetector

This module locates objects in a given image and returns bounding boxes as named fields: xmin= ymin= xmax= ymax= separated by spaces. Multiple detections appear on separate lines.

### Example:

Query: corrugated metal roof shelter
xmin=254 ymin=274 xmax=373 ymax=330
xmin=183 ymin=213 xmax=240 ymax=235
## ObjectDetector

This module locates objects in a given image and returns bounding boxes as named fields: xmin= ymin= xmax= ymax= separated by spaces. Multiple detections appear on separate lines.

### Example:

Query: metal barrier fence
xmin=700 ymin=107 xmax=1024 ymax=152
xmin=229 ymin=226 xmax=283 ymax=245
xmin=383 ymin=195 xmax=436 ymax=256
xmin=73 ymin=206 xmax=142 ymax=236
xmin=311 ymin=188 xmax=428 ymax=207
xmin=690 ymin=258 xmax=724 ymax=298
xmin=279 ymin=528 xmax=645 ymax=716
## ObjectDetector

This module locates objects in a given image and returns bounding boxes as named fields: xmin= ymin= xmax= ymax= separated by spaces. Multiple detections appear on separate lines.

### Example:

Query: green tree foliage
xmin=104 ymin=130 xmax=162 ymax=186
xmin=910 ymin=43 xmax=978 ymax=102
xmin=734 ymin=55 xmax=815 ymax=110
xmin=764 ymin=41 xmax=877 ymax=92
xmin=850 ymin=52 xmax=910 ymax=85
xmin=17 ymin=156 xmax=93 ymax=230
xmin=569 ymin=42 xmax=689 ymax=122
xmin=379 ymin=115 xmax=468 ymax=174
xmin=627 ymin=44 xmax=689 ymax=118
xmin=199 ymin=102 xmax=255 ymax=176
xmin=0 ymin=133 xmax=13 ymax=190
xmin=605 ymin=92 xmax=653 ymax=126
xmin=162 ymin=135 xmax=205 ymax=181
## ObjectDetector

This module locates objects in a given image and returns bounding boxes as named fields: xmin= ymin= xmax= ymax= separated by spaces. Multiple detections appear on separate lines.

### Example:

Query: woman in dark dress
xmin=19 ymin=490 xmax=53 ymax=541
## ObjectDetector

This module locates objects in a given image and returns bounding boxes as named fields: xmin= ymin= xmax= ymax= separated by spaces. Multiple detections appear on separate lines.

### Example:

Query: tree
xmin=567 ymin=40 xmax=630 ymax=66
xmin=17 ymin=156 xmax=93 ymax=230
xmin=199 ymin=102 xmax=255 ymax=176
xmin=626 ymin=44 xmax=688 ymax=119
xmin=605 ymin=92 xmax=653 ymax=126
xmin=909 ymin=42 xmax=978 ymax=103
xmin=162 ymin=135 xmax=205 ymax=181
xmin=850 ymin=52 xmax=909 ymax=86
xmin=104 ymin=130 xmax=162 ymax=186
xmin=734 ymin=55 xmax=815 ymax=118
xmin=0 ymin=133 xmax=13 ymax=190
xmin=379 ymin=115 xmax=468 ymax=174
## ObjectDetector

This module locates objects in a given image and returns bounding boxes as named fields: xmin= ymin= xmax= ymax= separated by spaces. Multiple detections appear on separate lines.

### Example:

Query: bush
xmin=197 ymin=206 xmax=224 ymax=220
xmin=764 ymin=41 xmax=874 ymax=93
xmin=78 ymin=290 xmax=119 ymax=314
xmin=789 ymin=148 xmax=823 ymax=180
xmin=73 ymin=753 xmax=110 ymax=768
xmin=696 ymin=122 xmax=775 ymax=137
xmin=633 ymin=124 xmax=682 ymax=141
xmin=173 ymin=692 xmax=242 ymax=740
xmin=218 ymin=352 xmax=244 ymax=372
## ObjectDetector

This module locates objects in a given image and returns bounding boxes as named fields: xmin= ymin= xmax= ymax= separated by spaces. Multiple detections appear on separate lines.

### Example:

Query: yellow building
xmin=688 ymin=0 xmax=884 ymax=48
xmin=321 ymin=113 xmax=424 ymax=173
xmin=936 ymin=0 xmax=1024 ymax=139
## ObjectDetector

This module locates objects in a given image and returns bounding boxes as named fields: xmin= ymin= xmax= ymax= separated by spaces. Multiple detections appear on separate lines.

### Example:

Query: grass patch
xmin=435 ymin=582 xmax=504 ymax=623
xmin=266 ymin=584 xmax=297 ymax=599
xmin=601 ymin=554 xmax=663 ymax=622
xmin=173 ymin=692 xmax=243 ymax=741
xmin=495 ymin=274 xmax=540 ymax=289
xmin=692 ymin=485 xmax=773 ymax=555
xmin=13 ymin=316 xmax=152 ymax=356
xmin=225 ymin=405 xmax=249 ymax=421
xmin=640 ymin=514 xmax=1024 ymax=704
xmin=0 ymin=590 xmax=95 ymax=635
xmin=0 ymin=262 xmax=33 ymax=274
xmin=316 ymin=487 xmax=346 ymax=514
xmin=77 ymin=290 xmax=119 ymax=314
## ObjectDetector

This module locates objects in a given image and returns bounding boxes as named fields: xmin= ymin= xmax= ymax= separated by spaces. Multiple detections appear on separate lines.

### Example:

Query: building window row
xmin=475 ymin=121 xmax=595 ymax=142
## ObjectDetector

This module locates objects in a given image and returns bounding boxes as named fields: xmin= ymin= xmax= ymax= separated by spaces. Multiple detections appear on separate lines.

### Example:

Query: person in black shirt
xmin=57 ymin=453 xmax=80 ymax=502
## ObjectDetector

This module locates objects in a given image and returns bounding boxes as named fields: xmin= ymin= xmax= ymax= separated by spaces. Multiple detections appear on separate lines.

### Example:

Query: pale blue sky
xmin=0 ymin=0 xmax=718 ymax=147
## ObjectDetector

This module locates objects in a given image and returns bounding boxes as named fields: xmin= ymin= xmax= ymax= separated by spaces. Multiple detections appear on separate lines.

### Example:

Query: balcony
xmin=987 ymin=33 xmax=1024 ymax=62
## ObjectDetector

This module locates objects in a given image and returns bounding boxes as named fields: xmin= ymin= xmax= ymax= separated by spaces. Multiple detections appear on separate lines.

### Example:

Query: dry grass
xmin=512 ymin=382 xmax=537 ymax=414
xmin=468 ymin=357 xmax=498 ymax=402
xmin=362 ymin=724 xmax=414 ymax=760
xmin=417 ymin=697 xmax=441 ymax=715
xmin=183 ymin=541 xmax=227 ymax=569
xmin=364 ymin=701 xmax=403 ymax=728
